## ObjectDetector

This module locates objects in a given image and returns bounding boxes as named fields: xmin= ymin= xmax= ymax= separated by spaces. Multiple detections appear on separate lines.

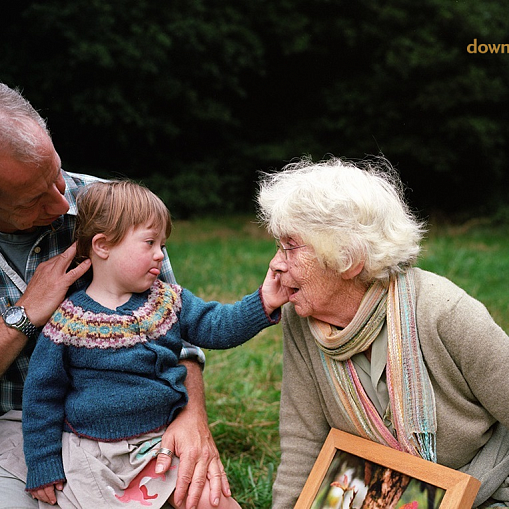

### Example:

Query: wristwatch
xmin=2 ymin=306 xmax=39 ymax=341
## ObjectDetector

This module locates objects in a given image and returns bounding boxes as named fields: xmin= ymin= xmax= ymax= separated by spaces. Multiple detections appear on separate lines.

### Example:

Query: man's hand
xmin=0 ymin=243 xmax=91 ymax=375
xmin=17 ymin=243 xmax=91 ymax=327
xmin=155 ymin=361 xmax=230 ymax=508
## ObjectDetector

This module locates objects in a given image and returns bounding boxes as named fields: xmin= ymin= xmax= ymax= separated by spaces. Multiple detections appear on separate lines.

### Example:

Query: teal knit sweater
xmin=22 ymin=279 xmax=279 ymax=491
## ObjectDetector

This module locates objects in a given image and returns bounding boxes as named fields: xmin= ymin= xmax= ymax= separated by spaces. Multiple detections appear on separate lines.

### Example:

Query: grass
xmin=167 ymin=215 xmax=509 ymax=508
xmin=420 ymin=219 xmax=509 ymax=330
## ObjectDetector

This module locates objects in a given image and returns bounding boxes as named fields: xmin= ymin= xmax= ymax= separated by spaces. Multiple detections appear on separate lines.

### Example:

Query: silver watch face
xmin=4 ymin=306 xmax=24 ymax=326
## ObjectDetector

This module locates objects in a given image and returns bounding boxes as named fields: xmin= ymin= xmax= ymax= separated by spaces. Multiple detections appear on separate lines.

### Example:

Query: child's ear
xmin=91 ymin=234 xmax=110 ymax=260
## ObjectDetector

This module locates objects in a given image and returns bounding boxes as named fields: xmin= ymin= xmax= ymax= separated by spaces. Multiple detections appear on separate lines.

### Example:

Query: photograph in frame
xmin=295 ymin=429 xmax=481 ymax=509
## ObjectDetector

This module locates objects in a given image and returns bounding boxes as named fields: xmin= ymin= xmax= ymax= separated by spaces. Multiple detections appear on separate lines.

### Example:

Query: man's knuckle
xmin=185 ymin=445 xmax=201 ymax=461
xmin=201 ymin=448 xmax=213 ymax=462
xmin=192 ymin=477 xmax=207 ymax=490
xmin=179 ymin=472 xmax=193 ymax=484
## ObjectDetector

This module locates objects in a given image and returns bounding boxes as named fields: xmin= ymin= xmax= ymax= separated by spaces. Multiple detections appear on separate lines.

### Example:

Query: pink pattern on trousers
xmin=115 ymin=459 xmax=176 ymax=506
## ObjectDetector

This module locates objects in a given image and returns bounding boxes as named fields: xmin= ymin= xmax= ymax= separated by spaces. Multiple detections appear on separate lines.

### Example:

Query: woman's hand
xmin=260 ymin=267 xmax=292 ymax=315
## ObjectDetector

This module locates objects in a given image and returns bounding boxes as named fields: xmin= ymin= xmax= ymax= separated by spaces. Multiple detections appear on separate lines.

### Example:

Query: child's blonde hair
xmin=75 ymin=180 xmax=172 ymax=260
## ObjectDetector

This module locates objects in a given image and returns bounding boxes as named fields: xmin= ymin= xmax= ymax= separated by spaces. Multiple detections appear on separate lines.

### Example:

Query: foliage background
xmin=2 ymin=0 xmax=509 ymax=219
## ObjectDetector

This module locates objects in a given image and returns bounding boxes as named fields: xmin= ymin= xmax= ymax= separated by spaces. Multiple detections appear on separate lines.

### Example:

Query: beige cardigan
xmin=272 ymin=268 xmax=509 ymax=508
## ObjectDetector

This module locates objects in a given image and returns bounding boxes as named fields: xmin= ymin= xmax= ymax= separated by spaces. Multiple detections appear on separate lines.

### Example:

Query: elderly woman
xmin=257 ymin=156 xmax=509 ymax=509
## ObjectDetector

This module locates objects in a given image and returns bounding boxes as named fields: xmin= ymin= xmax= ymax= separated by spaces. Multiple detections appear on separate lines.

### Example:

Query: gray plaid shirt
xmin=0 ymin=171 xmax=204 ymax=414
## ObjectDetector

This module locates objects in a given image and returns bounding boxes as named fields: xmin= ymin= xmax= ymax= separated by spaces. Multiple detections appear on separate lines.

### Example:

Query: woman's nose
xmin=269 ymin=250 xmax=287 ymax=273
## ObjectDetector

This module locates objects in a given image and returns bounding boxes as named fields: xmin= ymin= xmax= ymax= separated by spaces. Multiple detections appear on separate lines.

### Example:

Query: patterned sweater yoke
xmin=44 ymin=279 xmax=182 ymax=349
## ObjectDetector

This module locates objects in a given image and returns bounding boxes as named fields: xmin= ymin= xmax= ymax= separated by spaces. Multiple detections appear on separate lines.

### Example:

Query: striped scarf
xmin=310 ymin=269 xmax=437 ymax=462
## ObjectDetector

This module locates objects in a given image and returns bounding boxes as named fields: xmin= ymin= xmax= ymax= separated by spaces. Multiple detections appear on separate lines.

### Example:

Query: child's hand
xmin=260 ymin=267 xmax=292 ymax=315
xmin=31 ymin=481 xmax=64 ymax=505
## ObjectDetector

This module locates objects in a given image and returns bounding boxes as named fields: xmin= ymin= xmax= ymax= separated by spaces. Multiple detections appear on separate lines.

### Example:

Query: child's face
xmin=106 ymin=221 xmax=167 ymax=294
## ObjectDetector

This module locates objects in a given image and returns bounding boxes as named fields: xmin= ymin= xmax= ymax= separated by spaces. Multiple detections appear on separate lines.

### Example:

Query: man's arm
xmin=155 ymin=360 xmax=230 ymax=509
xmin=157 ymin=249 xmax=229 ymax=507
xmin=0 ymin=324 xmax=28 ymax=376
xmin=0 ymin=244 xmax=91 ymax=376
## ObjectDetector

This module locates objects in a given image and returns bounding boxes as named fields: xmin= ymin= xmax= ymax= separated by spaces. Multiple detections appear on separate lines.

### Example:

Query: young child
xmin=22 ymin=180 xmax=289 ymax=509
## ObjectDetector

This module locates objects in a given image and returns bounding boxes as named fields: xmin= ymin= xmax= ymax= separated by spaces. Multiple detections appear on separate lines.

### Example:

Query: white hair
xmin=257 ymin=156 xmax=426 ymax=283
xmin=0 ymin=83 xmax=51 ymax=166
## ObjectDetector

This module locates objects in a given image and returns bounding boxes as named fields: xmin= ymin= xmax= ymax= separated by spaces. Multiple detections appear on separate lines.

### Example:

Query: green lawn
xmin=167 ymin=215 xmax=509 ymax=508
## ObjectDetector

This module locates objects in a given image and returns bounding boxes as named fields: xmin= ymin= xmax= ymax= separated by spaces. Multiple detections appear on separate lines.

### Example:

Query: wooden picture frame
xmin=295 ymin=429 xmax=481 ymax=509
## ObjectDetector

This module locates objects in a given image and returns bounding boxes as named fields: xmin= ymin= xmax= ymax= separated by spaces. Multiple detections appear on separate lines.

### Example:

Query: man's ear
xmin=341 ymin=261 xmax=365 ymax=280
xmin=91 ymin=234 xmax=110 ymax=260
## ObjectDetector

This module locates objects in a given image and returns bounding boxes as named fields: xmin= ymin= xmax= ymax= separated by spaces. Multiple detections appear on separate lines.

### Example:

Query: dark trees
xmin=2 ymin=0 xmax=508 ymax=217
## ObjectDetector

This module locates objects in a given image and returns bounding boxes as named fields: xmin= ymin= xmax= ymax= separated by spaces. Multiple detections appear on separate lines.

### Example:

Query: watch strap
xmin=19 ymin=318 xmax=40 ymax=341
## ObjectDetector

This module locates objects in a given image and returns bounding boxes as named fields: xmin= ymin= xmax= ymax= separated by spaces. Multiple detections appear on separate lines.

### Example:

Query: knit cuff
xmin=25 ymin=455 xmax=65 ymax=492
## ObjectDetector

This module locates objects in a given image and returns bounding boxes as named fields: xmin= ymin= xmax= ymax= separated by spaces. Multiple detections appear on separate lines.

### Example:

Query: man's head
xmin=0 ymin=84 xmax=69 ymax=233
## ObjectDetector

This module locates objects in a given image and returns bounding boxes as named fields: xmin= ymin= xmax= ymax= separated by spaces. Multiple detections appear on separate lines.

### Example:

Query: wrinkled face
xmin=0 ymin=126 xmax=69 ymax=233
xmin=269 ymin=235 xmax=355 ymax=326
xmin=106 ymin=222 xmax=167 ymax=295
